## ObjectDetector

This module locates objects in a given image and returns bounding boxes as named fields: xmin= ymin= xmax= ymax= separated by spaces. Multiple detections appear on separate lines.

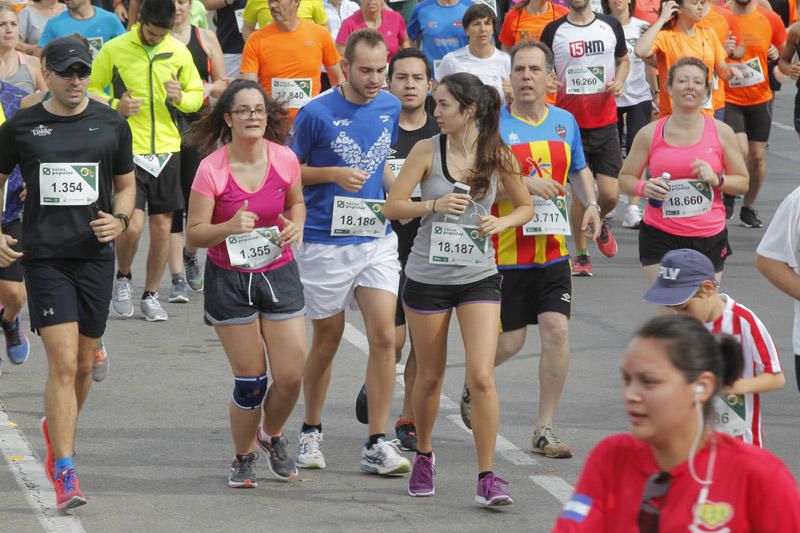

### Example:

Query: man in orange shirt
xmin=241 ymin=0 xmax=344 ymax=121
xmin=499 ymin=0 xmax=569 ymax=49
xmin=724 ymin=0 xmax=786 ymax=228
xmin=699 ymin=2 xmax=745 ymax=118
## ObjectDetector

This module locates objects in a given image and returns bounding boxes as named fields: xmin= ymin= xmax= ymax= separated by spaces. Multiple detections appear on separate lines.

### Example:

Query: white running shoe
xmin=140 ymin=293 xmax=168 ymax=322
xmin=111 ymin=276 xmax=134 ymax=317
xmin=360 ymin=438 xmax=411 ymax=475
xmin=622 ymin=204 xmax=642 ymax=229
xmin=296 ymin=430 xmax=326 ymax=469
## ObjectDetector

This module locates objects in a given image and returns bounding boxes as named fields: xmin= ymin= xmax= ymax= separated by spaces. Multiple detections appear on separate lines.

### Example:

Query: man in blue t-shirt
xmin=40 ymin=0 xmax=126 ymax=56
xmin=407 ymin=0 xmax=472 ymax=79
xmin=290 ymin=29 xmax=410 ymax=478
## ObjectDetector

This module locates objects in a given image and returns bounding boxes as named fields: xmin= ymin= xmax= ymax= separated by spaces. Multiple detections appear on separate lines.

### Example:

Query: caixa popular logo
xmin=568 ymin=40 xmax=605 ymax=58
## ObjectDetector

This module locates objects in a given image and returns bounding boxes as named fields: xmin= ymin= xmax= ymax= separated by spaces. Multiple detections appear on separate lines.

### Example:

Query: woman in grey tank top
xmin=385 ymin=73 xmax=532 ymax=506
xmin=0 ymin=4 xmax=45 ymax=96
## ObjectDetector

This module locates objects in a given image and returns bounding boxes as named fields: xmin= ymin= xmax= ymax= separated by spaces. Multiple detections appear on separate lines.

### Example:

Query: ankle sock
xmin=301 ymin=422 xmax=321 ymax=434
xmin=368 ymin=433 xmax=385 ymax=448
xmin=576 ymin=249 xmax=589 ymax=257
xmin=478 ymin=471 xmax=492 ymax=480
xmin=417 ymin=450 xmax=433 ymax=459
xmin=116 ymin=271 xmax=131 ymax=280
xmin=142 ymin=291 xmax=156 ymax=300
xmin=55 ymin=456 xmax=74 ymax=473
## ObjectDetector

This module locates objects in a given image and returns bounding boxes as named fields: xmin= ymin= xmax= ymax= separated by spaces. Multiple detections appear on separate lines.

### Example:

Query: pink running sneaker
xmin=408 ymin=453 xmax=436 ymax=497
xmin=55 ymin=467 xmax=87 ymax=511
xmin=475 ymin=473 xmax=513 ymax=507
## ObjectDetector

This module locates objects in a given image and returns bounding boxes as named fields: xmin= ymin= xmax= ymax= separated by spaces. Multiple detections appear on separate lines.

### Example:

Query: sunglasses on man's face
xmin=50 ymin=66 xmax=92 ymax=80
xmin=638 ymin=471 xmax=672 ymax=533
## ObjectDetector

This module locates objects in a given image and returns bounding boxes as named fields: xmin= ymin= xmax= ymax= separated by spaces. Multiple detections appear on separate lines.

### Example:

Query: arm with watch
xmin=90 ymin=170 xmax=136 ymax=244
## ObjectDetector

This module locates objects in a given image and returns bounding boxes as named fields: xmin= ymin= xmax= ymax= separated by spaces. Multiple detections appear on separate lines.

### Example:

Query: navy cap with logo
xmin=43 ymin=37 xmax=92 ymax=72
xmin=643 ymin=249 xmax=716 ymax=306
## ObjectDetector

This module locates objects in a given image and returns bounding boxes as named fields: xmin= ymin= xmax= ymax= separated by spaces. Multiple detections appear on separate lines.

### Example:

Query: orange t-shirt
xmin=498 ymin=2 xmax=569 ymax=46
xmin=698 ymin=5 xmax=743 ymax=110
xmin=240 ymin=20 xmax=341 ymax=120
xmin=652 ymin=27 xmax=726 ymax=116
xmin=724 ymin=7 xmax=786 ymax=107
xmin=499 ymin=3 xmax=567 ymax=105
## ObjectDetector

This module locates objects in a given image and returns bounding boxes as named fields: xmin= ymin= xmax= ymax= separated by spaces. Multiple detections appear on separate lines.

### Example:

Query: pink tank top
xmin=191 ymin=140 xmax=301 ymax=272
xmin=644 ymin=115 xmax=725 ymax=237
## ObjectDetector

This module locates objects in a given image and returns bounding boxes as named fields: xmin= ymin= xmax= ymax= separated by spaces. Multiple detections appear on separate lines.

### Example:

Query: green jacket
xmin=89 ymin=25 xmax=204 ymax=155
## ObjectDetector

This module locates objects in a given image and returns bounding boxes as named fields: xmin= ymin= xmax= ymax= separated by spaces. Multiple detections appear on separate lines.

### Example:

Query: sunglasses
xmin=50 ymin=66 xmax=92 ymax=80
xmin=638 ymin=471 xmax=672 ymax=533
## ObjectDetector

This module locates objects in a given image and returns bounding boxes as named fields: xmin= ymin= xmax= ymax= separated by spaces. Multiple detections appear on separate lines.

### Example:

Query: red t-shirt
xmin=553 ymin=433 xmax=800 ymax=532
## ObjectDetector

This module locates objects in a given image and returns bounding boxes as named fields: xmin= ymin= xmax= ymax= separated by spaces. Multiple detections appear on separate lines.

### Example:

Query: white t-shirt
xmin=436 ymin=46 xmax=511 ymax=103
xmin=756 ymin=185 xmax=800 ymax=354
xmin=617 ymin=17 xmax=651 ymax=108
xmin=323 ymin=0 xmax=360 ymax=42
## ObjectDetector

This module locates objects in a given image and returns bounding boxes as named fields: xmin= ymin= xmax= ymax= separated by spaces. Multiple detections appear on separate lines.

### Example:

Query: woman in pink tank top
xmin=185 ymin=80 xmax=308 ymax=487
xmin=620 ymin=58 xmax=748 ymax=284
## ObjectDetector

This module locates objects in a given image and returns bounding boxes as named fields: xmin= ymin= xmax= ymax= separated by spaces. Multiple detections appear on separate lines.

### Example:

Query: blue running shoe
xmin=1 ymin=310 xmax=29 ymax=365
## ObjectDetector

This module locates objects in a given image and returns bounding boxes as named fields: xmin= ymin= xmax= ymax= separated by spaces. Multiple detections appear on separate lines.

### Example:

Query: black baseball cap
xmin=43 ymin=37 xmax=92 ymax=72
xmin=643 ymin=249 xmax=716 ymax=306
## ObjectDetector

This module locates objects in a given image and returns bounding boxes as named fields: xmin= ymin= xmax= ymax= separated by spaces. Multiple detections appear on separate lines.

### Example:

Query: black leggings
xmin=171 ymin=143 xmax=203 ymax=234
xmin=617 ymin=100 xmax=652 ymax=157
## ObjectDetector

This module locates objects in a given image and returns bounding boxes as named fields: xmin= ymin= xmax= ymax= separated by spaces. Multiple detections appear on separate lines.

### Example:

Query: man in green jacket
xmin=89 ymin=0 xmax=203 ymax=322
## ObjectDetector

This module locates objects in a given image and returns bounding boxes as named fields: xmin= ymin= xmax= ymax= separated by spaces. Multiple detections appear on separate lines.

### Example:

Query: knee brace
xmin=232 ymin=374 xmax=268 ymax=410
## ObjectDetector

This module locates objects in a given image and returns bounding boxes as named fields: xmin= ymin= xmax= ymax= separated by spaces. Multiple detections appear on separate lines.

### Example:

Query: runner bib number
xmin=235 ymin=8 xmax=245 ymax=33
xmin=429 ymin=222 xmax=490 ymax=266
xmin=272 ymin=78 xmax=312 ymax=109
xmin=86 ymin=36 xmax=104 ymax=58
xmin=39 ymin=162 xmax=99 ymax=206
xmin=566 ymin=66 xmax=605 ymax=95
xmin=728 ymin=58 xmax=765 ymax=89
xmin=663 ymin=180 xmax=713 ymax=218
xmin=711 ymin=393 xmax=747 ymax=437
xmin=133 ymin=153 xmax=173 ymax=178
xmin=386 ymin=158 xmax=421 ymax=198
xmin=226 ymin=226 xmax=282 ymax=270
xmin=330 ymin=196 xmax=388 ymax=237
xmin=523 ymin=196 xmax=570 ymax=236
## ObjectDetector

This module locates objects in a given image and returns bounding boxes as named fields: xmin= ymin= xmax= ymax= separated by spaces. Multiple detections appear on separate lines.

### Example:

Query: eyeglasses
xmin=49 ymin=67 xmax=92 ymax=81
xmin=638 ymin=471 xmax=672 ymax=533
xmin=231 ymin=107 xmax=267 ymax=119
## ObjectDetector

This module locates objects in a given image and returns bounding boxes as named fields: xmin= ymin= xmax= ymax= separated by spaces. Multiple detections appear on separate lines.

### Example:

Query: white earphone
xmin=694 ymin=384 xmax=705 ymax=395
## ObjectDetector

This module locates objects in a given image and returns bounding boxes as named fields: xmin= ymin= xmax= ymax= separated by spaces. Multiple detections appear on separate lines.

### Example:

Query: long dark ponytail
xmin=438 ymin=73 xmax=516 ymax=200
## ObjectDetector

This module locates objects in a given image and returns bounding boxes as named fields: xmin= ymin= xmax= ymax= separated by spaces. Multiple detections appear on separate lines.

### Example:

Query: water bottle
xmin=648 ymin=172 xmax=671 ymax=208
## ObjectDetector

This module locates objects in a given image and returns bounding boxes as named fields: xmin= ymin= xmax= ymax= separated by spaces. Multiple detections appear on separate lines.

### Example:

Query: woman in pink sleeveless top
xmin=619 ymin=57 xmax=748 ymax=283
xmin=186 ymin=80 xmax=307 ymax=488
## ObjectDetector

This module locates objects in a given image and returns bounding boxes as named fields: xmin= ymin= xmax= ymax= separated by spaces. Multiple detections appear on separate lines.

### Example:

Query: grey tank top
xmin=1 ymin=53 xmax=35 ymax=95
xmin=405 ymin=134 xmax=497 ymax=285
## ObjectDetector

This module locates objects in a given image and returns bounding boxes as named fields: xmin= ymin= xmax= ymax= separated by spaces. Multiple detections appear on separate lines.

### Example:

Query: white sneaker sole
xmin=143 ymin=314 xmax=168 ymax=322
xmin=168 ymin=295 xmax=189 ymax=303
xmin=408 ymin=487 xmax=435 ymax=497
xmin=296 ymin=460 xmax=326 ymax=469
xmin=111 ymin=304 xmax=134 ymax=318
xmin=359 ymin=461 xmax=411 ymax=475
xmin=475 ymin=495 xmax=513 ymax=507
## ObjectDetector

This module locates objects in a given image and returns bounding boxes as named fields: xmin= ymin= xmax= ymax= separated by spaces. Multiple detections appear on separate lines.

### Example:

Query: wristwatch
xmin=115 ymin=213 xmax=130 ymax=232
xmin=585 ymin=201 xmax=600 ymax=211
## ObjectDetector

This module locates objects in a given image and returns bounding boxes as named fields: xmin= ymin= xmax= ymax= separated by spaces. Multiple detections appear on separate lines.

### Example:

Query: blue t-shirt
xmin=0 ymin=82 xmax=27 ymax=223
xmin=291 ymin=88 xmax=401 ymax=245
xmin=407 ymin=0 xmax=471 ymax=74
xmin=39 ymin=7 xmax=126 ymax=55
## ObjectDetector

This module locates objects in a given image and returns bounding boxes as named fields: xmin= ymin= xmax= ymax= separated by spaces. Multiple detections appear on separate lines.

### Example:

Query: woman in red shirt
xmin=553 ymin=314 xmax=800 ymax=532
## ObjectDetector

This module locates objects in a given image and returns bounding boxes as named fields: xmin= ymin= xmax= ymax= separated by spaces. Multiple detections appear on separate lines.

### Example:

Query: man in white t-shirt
xmin=756 ymin=185 xmax=800 ymax=393
xmin=436 ymin=3 xmax=511 ymax=102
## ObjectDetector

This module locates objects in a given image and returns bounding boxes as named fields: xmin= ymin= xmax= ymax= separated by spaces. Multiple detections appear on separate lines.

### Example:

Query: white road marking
xmin=772 ymin=121 xmax=795 ymax=132
xmin=530 ymin=475 xmax=575 ymax=504
xmin=446 ymin=415 xmax=538 ymax=466
xmin=0 ymin=404 xmax=86 ymax=533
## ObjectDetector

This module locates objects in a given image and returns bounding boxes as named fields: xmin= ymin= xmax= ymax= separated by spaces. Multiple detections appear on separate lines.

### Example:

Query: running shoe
xmin=228 ymin=452 xmax=258 ymax=488
xmin=395 ymin=418 xmax=418 ymax=451
xmin=168 ymin=277 xmax=189 ymax=303
xmin=532 ymin=426 xmax=573 ymax=458
xmin=740 ymin=206 xmax=763 ymax=228
xmin=621 ymin=204 xmax=642 ymax=229
xmin=596 ymin=222 xmax=618 ymax=257
xmin=140 ymin=293 xmax=168 ymax=322
xmin=55 ymin=467 xmax=87 ymax=510
xmin=40 ymin=417 xmax=55 ymax=485
xmin=571 ymin=254 xmax=592 ymax=277
xmin=184 ymin=249 xmax=203 ymax=291
xmin=257 ymin=433 xmax=298 ymax=481
xmin=296 ymin=429 xmax=326 ymax=469
xmin=460 ymin=384 xmax=472 ymax=430
xmin=355 ymin=383 xmax=368 ymax=424
xmin=475 ymin=473 xmax=513 ymax=507
xmin=723 ymin=194 xmax=736 ymax=220
xmin=408 ymin=453 xmax=436 ymax=497
xmin=111 ymin=275 xmax=134 ymax=317
xmin=92 ymin=340 xmax=109 ymax=383
xmin=0 ymin=310 xmax=29 ymax=365
xmin=360 ymin=438 xmax=411 ymax=475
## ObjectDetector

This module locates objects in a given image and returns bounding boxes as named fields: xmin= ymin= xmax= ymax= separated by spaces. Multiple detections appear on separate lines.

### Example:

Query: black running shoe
xmin=723 ymin=194 xmax=736 ymax=220
xmin=740 ymin=206 xmax=763 ymax=228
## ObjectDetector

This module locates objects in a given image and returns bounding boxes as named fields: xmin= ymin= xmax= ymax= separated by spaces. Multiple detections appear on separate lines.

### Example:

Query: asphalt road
xmin=1 ymin=90 xmax=799 ymax=533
